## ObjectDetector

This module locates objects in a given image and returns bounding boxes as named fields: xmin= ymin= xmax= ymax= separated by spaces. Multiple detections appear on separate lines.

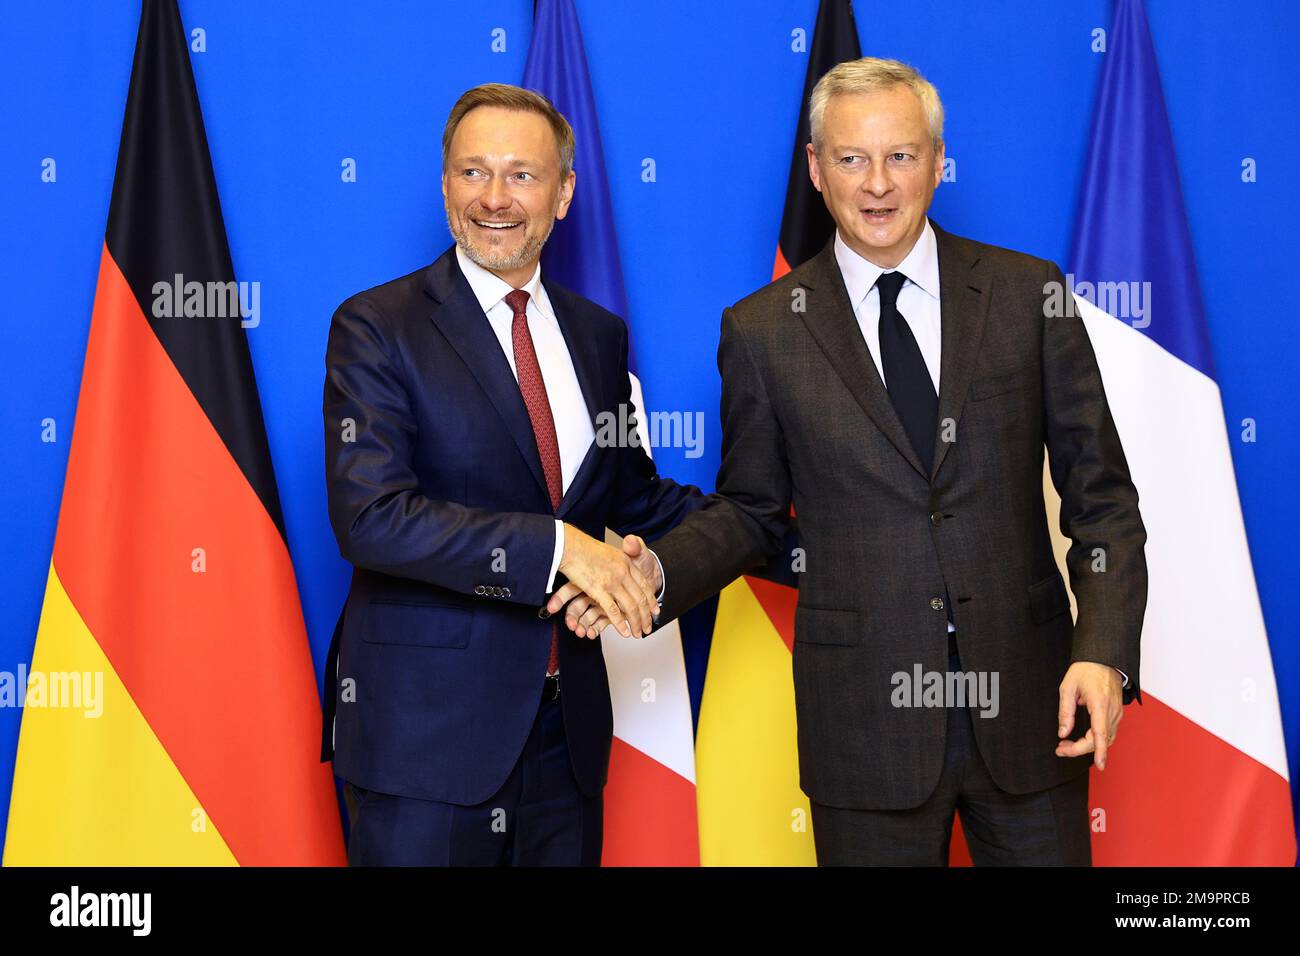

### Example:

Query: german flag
xmin=2 ymin=0 xmax=344 ymax=865
xmin=773 ymin=0 xmax=862 ymax=280
xmin=693 ymin=0 xmax=859 ymax=866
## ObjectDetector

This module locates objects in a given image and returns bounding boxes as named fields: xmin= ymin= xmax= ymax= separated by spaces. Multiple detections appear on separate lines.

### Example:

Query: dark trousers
xmin=810 ymin=651 xmax=1091 ymax=866
xmin=344 ymin=688 xmax=602 ymax=866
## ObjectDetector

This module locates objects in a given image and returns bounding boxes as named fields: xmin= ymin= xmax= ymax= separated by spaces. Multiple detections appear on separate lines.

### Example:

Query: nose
xmin=479 ymin=177 xmax=512 ymax=211
xmin=860 ymin=160 xmax=892 ymax=199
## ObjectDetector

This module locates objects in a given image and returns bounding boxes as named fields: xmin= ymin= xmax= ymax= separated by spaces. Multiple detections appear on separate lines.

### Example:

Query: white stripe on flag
xmin=1044 ymin=296 xmax=1287 ymax=780
xmin=598 ymin=372 xmax=698 ymax=783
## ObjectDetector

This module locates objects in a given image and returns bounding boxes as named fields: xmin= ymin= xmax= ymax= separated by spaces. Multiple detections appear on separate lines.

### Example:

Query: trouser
xmin=344 ymin=685 xmax=602 ymax=866
xmin=810 ymin=649 xmax=1091 ymax=866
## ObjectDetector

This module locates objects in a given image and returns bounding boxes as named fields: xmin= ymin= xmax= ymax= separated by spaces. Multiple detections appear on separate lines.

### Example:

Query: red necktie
xmin=505 ymin=289 xmax=562 ymax=676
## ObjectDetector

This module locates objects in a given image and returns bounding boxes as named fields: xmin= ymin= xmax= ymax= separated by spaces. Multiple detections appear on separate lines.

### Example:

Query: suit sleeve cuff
xmin=547 ymin=520 xmax=564 ymax=594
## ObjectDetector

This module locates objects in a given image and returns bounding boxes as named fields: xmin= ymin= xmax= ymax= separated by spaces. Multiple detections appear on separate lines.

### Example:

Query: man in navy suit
xmin=320 ymin=83 xmax=701 ymax=866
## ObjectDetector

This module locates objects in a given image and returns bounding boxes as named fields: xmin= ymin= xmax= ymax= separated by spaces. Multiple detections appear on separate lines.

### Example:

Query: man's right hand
xmin=551 ymin=525 xmax=658 ymax=638
xmin=552 ymin=535 xmax=660 ymax=639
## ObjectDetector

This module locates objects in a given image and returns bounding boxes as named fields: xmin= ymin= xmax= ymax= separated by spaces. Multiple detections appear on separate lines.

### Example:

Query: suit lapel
xmin=543 ymin=279 xmax=605 ymax=518
xmin=796 ymin=220 xmax=993 ymax=483
xmin=930 ymin=220 xmax=991 ymax=481
xmin=423 ymin=249 xmax=550 ymax=503
xmin=797 ymin=237 xmax=929 ymax=480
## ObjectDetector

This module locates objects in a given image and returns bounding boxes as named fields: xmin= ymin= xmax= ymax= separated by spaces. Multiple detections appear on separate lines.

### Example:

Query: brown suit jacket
xmin=652 ymin=218 xmax=1147 ymax=810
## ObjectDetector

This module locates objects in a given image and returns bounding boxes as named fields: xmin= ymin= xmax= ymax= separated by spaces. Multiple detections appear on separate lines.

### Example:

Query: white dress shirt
xmin=835 ymin=218 xmax=943 ymax=394
xmin=831 ymin=222 xmax=1128 ymax=687
xmin=456 ymin=246 xmax=593 ymax=592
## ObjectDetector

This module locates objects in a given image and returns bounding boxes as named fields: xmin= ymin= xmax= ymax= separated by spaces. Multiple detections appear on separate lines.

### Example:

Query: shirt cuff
xmin=1113 ymin=666 xmax=1129 ymax=688
xmin=649 ymin=547 xmax=666 ymax=603
xmin=546 ymin=520 xmax=564 ymax=593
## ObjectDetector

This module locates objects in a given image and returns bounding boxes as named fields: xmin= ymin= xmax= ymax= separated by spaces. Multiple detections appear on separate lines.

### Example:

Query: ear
xmin=805 ymin=143 xmax=823 ymax=193
xmin=554 ymin=169 xmax=577 ymax=221
xmin=932 ymin=140 xmax=945 ymax=189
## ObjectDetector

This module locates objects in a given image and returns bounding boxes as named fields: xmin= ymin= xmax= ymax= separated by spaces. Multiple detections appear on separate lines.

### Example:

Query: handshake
xmin=545 ymin=526 xmax=662 ymax=640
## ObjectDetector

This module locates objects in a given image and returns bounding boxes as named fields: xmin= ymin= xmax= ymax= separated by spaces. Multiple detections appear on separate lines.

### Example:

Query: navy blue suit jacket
xmin=319 ymin=245 xmax=703 ymax=804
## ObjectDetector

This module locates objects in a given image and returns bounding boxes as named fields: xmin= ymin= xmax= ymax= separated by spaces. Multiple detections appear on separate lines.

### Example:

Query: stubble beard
xmin=446 ymin=202 xmax=557 ymax=275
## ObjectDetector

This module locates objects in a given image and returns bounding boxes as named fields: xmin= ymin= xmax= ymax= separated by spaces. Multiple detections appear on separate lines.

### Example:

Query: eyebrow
xmin=831 ymin=143 xmax=924 ymax=154
xmin=457 ymin=155 xmax=540 ymax=168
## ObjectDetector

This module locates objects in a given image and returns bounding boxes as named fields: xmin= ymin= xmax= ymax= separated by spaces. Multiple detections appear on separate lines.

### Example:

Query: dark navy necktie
xmin=876 ymin=270 xmax=937 ymax=477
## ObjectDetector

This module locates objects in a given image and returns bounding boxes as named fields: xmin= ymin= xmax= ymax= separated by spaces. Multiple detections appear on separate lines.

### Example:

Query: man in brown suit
xmin=550 ymin=57 xmax=1147 ymax=865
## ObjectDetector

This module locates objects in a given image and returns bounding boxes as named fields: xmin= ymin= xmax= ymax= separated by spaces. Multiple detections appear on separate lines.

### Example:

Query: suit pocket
xmin=793 ymin=604 xmax=863 ymax=646
xmin=361 ymin=600 xmax=473 ymax=648
xmin=1027 ymin=573 xmax=1071 ymax=625
xmin=971 ymin=368 xmax=1031 ymax=401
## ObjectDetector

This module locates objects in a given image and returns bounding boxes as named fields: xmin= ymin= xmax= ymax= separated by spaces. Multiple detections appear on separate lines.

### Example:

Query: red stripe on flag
xmin=773 ymin=245 xmax=792 ymax=281
xmin=746 ymin=576 xmax=797 ymax=654
xmin=600 ymin=737 xmax=699 ymax=866
xmin=1088 ymin=693 xmax=1295 ymax=865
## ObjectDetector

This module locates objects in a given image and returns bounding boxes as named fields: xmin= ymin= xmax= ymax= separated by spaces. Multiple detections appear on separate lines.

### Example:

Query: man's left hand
xmin=1056 ymin=661 xmax=1124 ymax=770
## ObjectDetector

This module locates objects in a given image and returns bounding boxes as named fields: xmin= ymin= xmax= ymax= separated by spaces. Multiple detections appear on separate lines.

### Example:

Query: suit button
xmin=474 ymin=585 xmax=486 ymax=596
xmin=930 ymin=597 xmax=945 ymax=611
xmin=930 ymin=511 xmax=944 ymax=527
xmin=492 ymin=587 xmax=503 ymax=597
xmin=538 ymin=607 xmax=550 ymax=619
xmin=502 ymin=587 xmax=511 ymax=598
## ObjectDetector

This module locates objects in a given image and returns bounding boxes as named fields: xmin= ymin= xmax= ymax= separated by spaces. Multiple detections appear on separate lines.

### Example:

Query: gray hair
xmin=809 ymin=57 xmax=944 ymax=153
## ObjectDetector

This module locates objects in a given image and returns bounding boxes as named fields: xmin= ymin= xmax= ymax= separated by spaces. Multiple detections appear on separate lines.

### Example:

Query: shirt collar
xmin=455 ymin=244 xmax=555 ymax=323
xmin=834 ymin=217 xmax=940 ymax=309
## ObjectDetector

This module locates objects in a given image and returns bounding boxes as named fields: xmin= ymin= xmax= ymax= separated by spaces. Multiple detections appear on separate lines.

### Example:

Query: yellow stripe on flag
xmin=695 ymin=578 xmax=816 ymax=865
xmin=3 ymin=563 xmax=237 ymax=866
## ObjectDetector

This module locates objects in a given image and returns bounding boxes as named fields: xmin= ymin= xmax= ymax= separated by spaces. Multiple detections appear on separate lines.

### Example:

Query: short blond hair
xmin=809 ymin=57 xmax=944 ymax=152
xmin=442 ymin=83 xmax=576 ymax=177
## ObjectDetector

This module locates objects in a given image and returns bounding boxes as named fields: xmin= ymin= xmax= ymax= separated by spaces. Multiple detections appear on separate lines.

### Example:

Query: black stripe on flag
xmin=104 ymin=0 xmax=286 ymax=538
xmin=778 ymin=0 xmax=863 ymax=271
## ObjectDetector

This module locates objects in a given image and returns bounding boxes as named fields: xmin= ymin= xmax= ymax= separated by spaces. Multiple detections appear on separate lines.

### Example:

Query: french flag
xmin=1056 ymin=0 xmax=1295 ymax=864
xmin=523 ymin=0 xmax=700 ymax=866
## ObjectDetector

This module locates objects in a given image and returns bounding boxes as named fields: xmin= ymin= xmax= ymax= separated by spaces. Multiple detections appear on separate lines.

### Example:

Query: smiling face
xmin=442 ymin=105 xmax=576 ymax=287
xmin=806 ymin=85 xmax=944 ymax=269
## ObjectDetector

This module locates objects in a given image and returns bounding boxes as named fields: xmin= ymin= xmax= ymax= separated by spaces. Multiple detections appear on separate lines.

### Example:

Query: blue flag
xmin=1069 ymin=0 xmax=1213 ymax=377
xmin=522 ymin=0 xmax=633 ymax=365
